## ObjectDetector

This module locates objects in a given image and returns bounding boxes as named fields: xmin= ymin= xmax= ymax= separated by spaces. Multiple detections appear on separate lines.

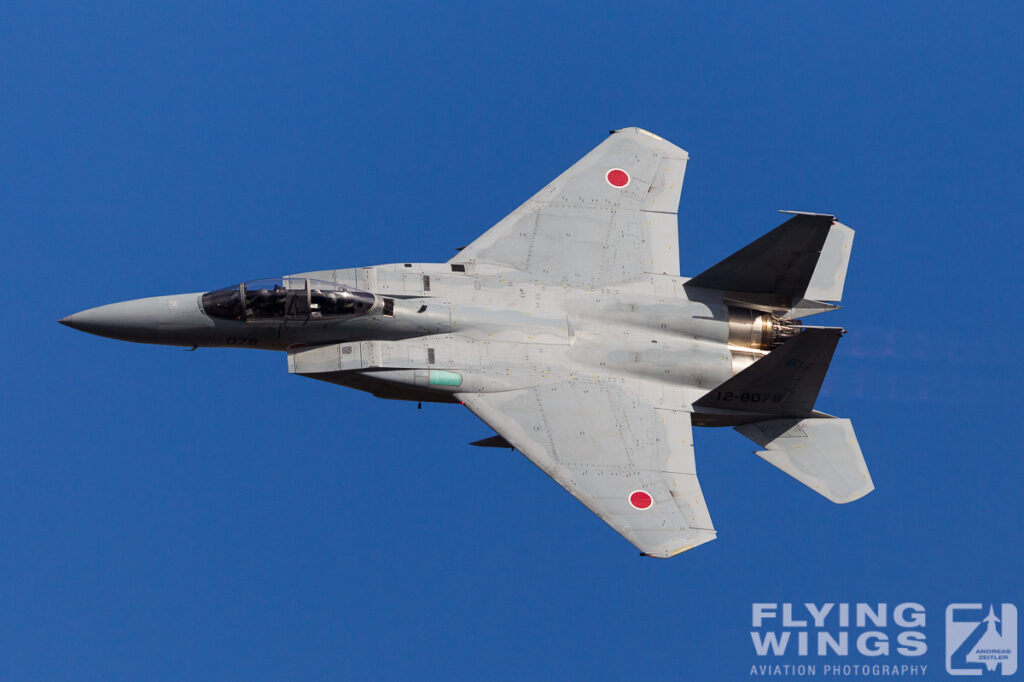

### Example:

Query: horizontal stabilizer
xmin=686 ymin=212 xmax=837 ymax=310
xmin=694 ymin=327 xmax=843 ymax=417
xmin=782 ymin=298 xmax=841 ymax=320
xmin=735 ymin=417 xmax=874 ymax=503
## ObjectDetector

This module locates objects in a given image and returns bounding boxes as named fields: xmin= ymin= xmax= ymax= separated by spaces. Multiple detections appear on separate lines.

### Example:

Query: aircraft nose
xmin=60 ymin=297 xmax=162 ymax=343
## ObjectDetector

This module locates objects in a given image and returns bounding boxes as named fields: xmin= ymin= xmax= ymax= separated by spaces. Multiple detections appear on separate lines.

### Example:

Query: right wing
xmin=459 ymin=380 xmax=716 ymax=558
xmin=451 ymin=127 xmax=688 ymax=287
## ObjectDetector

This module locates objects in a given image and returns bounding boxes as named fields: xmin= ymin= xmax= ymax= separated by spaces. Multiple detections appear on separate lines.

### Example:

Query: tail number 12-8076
xmin=713 ymin=391 xmax=784 ymax=404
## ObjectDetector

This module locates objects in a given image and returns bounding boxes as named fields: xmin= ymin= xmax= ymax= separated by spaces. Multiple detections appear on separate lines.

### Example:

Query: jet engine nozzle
xmin=727 ymin=307 xmax=802 ymax=351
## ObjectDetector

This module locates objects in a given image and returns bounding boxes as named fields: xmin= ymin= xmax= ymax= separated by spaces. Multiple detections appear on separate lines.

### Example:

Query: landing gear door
xmin=285 ymin=278 xmax=311 ymax=320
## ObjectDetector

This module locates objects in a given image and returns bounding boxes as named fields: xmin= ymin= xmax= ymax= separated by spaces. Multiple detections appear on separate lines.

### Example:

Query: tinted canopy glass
xmin=202 ymin=278 xmax=375 ymax=321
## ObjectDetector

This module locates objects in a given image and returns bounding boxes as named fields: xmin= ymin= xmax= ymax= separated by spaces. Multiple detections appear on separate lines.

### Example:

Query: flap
xmin=459 ymin=380 xmax=716 ymax=558
xmin=451 ymin=127 xmax=688 ymax=286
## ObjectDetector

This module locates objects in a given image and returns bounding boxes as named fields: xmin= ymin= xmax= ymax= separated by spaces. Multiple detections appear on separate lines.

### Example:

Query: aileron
xmin=453 ymin=128 xmax=688 ymax=286
xmin=459 ymin=381 xmax=716 ymax=558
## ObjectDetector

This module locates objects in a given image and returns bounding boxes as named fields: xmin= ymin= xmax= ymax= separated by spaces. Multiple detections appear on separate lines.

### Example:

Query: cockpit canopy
xmin=201 ymin=278 xmax=376 ymax=321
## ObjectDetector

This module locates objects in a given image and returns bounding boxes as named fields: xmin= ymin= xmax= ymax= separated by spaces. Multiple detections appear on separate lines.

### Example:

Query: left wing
xmin=451 ymin=127 xmax=688 ymax=287
xmin=459 ymin=380 xmax=716 ymax=558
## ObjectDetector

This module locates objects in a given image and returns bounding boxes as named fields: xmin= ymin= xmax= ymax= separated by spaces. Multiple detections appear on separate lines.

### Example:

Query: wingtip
xmin=609 ymin=127 xmax=666 ymax=141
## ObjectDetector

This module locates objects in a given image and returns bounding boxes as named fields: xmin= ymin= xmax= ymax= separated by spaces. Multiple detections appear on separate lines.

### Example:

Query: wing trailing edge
xmin=458 ymin=382 xmax=716 ymax=558
xmin=450 ymin=127 xmax=689 ymax=286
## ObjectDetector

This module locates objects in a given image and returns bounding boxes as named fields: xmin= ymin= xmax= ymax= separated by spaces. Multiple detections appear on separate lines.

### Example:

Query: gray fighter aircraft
xmin=61 ymin=128 xmax=872 ymax=558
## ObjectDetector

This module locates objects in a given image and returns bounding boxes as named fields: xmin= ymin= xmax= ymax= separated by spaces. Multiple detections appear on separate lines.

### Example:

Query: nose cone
xmin=60 ymin=297 xmax=163 ymax=343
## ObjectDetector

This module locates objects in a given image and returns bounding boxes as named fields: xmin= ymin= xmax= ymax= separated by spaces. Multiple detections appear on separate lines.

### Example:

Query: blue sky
xmin=2 ymin=2 xmax=1022 ymax=680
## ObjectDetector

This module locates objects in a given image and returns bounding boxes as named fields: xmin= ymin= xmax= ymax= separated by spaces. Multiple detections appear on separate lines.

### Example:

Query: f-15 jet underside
xmin=61 ymin=128 xmax=873 ymax=558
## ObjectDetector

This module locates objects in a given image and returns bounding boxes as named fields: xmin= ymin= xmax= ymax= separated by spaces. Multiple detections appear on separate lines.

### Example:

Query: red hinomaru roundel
xmin=606 ymin=168 xmax=630 ymax=188
xmin=629 ymin=490 xmax=653 ymax=510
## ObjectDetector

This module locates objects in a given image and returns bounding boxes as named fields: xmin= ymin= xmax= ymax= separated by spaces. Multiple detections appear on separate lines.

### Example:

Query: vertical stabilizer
xmin=686 ymin=212 xmax=855 ymax=316
xmin=693 ymin=327 xmax=844 ymax=417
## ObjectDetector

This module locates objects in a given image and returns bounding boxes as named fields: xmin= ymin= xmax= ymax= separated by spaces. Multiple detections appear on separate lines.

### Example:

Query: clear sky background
xmin=2 ymin=2 xmax=1022 ymax=680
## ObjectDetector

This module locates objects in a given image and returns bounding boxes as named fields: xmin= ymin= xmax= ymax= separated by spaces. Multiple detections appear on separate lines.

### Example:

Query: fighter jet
xmin=61 ymin=127 xmax=873 ymax=558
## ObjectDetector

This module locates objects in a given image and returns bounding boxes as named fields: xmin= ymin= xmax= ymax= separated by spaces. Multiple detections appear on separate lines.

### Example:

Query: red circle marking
xmin=606 ymin=168 xmax=630 ymax=188
xmin=629 ymin=490 xmax=653 ymax=510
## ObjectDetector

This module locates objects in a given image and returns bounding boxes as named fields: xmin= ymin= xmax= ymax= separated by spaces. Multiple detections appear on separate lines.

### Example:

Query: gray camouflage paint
xmin=61 ymin=128 xmax=872 ymax=558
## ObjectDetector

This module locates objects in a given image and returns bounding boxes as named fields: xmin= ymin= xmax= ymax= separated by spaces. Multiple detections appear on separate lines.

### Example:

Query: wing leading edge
xmin=459 ymin=381 xmax=716 ymax=558
xmin=451 ymin=127 xmax=688 ymax=287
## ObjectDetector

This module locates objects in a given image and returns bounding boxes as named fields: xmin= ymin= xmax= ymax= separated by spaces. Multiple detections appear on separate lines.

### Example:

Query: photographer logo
xmin=946 ymin=604 xmax=1017 ymax=676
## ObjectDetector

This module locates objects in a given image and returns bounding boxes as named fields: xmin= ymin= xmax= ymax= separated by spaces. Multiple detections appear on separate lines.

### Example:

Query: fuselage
xmin=61 ymin=262 xmax=786 ymax=421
